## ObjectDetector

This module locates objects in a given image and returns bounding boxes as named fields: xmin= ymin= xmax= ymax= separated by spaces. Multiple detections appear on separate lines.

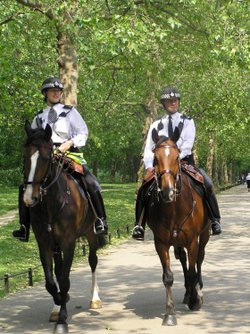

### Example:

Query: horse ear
xmin=44 ymin=124 xmax=52 ymax=141
xmin=171 ymin=127 xmax=180 ymax=143
xmin=25 ymin=120 xmax=32 ymax=137
xmin=152 ymin=128 xmax=159 ymax=144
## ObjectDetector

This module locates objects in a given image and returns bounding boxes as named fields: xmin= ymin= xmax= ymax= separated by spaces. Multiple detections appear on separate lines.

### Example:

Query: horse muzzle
xmin=23 ymin=186 xmax=40 ymax=207
xmin=160 ymin=187 xmax=176 ymax=203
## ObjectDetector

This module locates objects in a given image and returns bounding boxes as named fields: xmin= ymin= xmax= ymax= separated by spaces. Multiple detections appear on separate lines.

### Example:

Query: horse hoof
xmin=188 ymin=299 xmax=202 ymax=311
xmin=54 ymin=323 xmax=68 ymax=334
xmin=183 ymin=293 xmax=189 ymax=304
xmin=90 ymin=299 xmax=102 ymax=309
xmin=49 ymin=311 xmax=59 ymax=322
xmin=162 ymin=314 xmax=177 ymax=326
xmin=50 ymin=305 xmax=60 ymax=322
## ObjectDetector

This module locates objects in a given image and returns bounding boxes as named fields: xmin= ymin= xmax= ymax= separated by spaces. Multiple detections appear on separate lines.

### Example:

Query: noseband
xmin=24 ymin=145 xmax=64 ymax=200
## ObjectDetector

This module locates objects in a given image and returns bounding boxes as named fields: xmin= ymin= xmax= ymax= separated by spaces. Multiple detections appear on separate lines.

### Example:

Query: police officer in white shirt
xmin=13 ymin=77 xmax=107 ymax=241
xmin=132 ymin=86 xmax=221 ymax=241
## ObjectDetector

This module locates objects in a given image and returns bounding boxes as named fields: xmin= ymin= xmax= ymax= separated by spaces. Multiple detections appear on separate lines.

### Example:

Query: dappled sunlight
xmin=0 ymin=185 xmax=249 ymax=333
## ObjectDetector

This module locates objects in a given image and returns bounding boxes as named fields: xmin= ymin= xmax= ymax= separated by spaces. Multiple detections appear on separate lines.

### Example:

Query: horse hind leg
xmin=89 ymin=247 xmax=102 ymax=309
xmin=186 ymin=243 xmax=203 ymax=311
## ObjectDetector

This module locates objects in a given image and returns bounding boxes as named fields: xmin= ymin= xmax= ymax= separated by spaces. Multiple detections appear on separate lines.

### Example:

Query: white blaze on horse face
xmin=164 ymin=147 xmax=171 ymax=157
xmin=23 ymin=150 xmax=39 ymax=205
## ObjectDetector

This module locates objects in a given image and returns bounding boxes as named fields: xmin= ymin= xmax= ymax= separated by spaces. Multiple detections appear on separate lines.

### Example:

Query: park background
xmin=0 ymin=0 xmax=249 ymax=297
xmin=0 ymin=0 xmax=249 ymax=186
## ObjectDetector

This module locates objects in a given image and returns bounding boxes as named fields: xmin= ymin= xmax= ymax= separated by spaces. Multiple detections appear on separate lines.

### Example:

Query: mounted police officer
xmin=132 ymin=86 xmax=222 ymax=240
xmin=13 ymin=76 xmax=107 ymax=241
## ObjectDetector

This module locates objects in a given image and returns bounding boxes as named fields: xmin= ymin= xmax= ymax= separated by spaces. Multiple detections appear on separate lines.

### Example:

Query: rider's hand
xmin=58 ymin=140 xmax=73 ymax=153
xmin=144 ymin=167 xmax=154 ymax=181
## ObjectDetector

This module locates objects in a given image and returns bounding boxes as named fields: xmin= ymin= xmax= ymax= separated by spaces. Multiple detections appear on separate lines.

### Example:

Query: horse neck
xmin=42 ymin=161 xmax=67 ymax=201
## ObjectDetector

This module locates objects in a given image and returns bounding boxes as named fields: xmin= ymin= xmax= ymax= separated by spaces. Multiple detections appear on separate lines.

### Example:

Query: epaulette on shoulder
xmin=181 ymin=114 xmax=192 ymax=120
xmin=36 ymin=109 xmax=43 ymax=115
xmin=63 ymin=105 xmax=74 ymax=109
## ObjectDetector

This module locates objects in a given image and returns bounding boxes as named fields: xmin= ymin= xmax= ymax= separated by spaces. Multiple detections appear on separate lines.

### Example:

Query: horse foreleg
xmin=38 ymin=246 xmax=60 ymax=305
xmin=53 ymin=245 xmax=75 ymax=334
xmin=89 ymin=248 xmax=102 ymax=309
xmin=154 ymin=240 xmax=177 ymax=326
xmin=49 ymin=252 xmax=66 ymax=324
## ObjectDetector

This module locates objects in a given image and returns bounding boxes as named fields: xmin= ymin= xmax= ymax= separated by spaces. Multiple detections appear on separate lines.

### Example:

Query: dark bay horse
xmin=145 ymin=128 xmax=210 ymax=326
xmin=23 ymin=121 xmax=107 ymax=334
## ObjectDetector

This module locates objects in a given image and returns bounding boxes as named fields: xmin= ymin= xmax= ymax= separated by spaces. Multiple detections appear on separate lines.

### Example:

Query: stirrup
xmin=93 ymin=218 xmax=107 ymax=235
xmin=211 ymin=220 xmax=222 ymax=235
xmin=132 ymin=225 xmax=145 ymax=241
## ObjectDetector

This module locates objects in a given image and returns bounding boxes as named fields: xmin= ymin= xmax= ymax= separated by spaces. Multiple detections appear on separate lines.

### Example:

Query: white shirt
xmin=143 ymin=111 xmax=196 ymax=169
xmin=31 ymin=103 xmax=88 ymax=148
xmin=246 ymin=174 xmax=250 ymax=181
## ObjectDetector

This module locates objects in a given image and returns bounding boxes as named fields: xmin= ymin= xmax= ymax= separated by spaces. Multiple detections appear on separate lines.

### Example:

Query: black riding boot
xmin=90 ymin=190 xmax=108 ymax=235
xmin=80 ymin=167 xmax=108 ymax=235
xmin=132 ymin=187 xmax=145 ymax=241
xmin=206 ymin=191 xmax=222 ymax=235
xmin=13 ymin=185 xmax=30 ymax=242
xmin=200 ymin=170 xmax=222 ymax=236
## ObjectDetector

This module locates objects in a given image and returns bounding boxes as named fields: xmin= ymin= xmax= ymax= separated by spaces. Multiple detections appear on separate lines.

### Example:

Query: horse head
xmin=23 ymin=120 xmax=53 ymax=207
xmin=152 ymin=127 xmax=180 ymax=202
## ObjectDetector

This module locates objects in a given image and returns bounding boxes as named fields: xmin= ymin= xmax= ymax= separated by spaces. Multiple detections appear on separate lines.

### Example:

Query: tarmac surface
xmin=0 ymin=184 xmax=249 ymax=334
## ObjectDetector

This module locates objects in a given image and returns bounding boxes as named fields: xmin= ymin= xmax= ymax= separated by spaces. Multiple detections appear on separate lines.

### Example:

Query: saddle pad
xmin=181 ymin=163 xmax=204 ymax=184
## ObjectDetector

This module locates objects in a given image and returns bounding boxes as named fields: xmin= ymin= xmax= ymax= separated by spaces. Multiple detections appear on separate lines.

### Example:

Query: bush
xmin=0 ymin=168 xmax=22 ymax=186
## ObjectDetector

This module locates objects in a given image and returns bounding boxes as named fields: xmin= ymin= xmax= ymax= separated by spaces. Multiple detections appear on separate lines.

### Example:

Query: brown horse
xmin=23 ymin=121 xmax=106 ymax=334
xmin=145 ymin=128 xmax=210 ymax=326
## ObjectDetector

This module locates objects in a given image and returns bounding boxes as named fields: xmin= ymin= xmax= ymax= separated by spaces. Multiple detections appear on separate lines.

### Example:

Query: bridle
xmin=23 ymin=144 xmax=65 ymax=202
xmin=154 ymin=144 xmax=181 ymax=179
xmin=153 ymin=143 xmax=181 ymax=200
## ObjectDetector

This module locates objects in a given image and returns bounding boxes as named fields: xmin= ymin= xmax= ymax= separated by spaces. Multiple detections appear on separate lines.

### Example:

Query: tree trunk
xmin=206 ymin=133 xmax=215 ymax=179
xmin=57 ymin=32 xmax=78 ymax=106
xmin=221 ymin=157 xmax=229 ymax=185
xmin=136 ymin=90 xmax=159 ymax=187
xmin=92 ymin=160 xmax=98 ymax=177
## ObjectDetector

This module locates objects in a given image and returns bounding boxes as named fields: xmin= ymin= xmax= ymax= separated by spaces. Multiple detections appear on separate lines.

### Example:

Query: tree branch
xmin=16 ymin=0 xmax=55 ymax=20
xmin=0 ymin=12 xmax=25 ymax=25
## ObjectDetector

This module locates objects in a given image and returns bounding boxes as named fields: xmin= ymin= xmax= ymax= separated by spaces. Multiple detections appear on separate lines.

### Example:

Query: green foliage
xmin=0 ymin=186 xmax=19 ymax=215
xmin=0 ymin=0 xmax=249 ymax=183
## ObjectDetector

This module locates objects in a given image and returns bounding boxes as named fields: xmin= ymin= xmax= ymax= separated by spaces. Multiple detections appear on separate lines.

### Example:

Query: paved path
xmin=0 ymin=184 xmax=249 ymax=334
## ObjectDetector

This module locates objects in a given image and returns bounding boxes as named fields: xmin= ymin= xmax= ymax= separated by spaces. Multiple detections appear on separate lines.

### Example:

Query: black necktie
xmin=48 ymin=107 xmax=57 ymax=124
xmin=168 ymin=115 xmax=173 ymax=137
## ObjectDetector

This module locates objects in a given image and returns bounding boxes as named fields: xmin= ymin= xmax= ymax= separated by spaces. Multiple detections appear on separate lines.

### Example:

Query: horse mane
xmin=155 ymin=135 xmax=169 ymax=148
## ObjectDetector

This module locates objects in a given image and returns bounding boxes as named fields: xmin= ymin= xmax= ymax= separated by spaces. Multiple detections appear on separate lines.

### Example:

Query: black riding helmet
xmin=41 ymin=77 xmax=64 ymax=95
xmin=160 ymin=86 xmax=181 ymax=103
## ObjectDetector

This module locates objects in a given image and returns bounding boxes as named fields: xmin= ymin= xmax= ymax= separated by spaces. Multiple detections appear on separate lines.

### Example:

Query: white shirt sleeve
xmin=177 ymin=118 xmax=196 ymax=159
xmin=68 ymin=108 xmax=88 ymax=148
xmin=143 ymin=123 xmax=157 ymax=169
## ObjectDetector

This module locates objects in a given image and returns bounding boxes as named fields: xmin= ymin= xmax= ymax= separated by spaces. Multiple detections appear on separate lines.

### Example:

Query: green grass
xmin=0 ymin=183 xmax=137 ymax=299
xmin=0 ymin=186 xmax=19 ymax=215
